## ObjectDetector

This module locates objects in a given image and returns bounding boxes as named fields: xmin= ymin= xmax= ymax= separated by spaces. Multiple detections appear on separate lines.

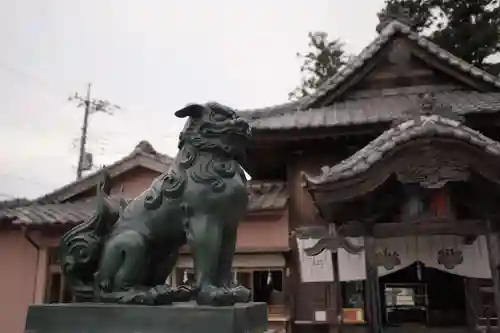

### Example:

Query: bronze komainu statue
xmin=59 ymin=102 xmax=252 ymax=306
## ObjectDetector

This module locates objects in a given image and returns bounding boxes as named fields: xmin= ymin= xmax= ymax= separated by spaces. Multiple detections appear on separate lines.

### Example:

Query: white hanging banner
xmin=419 ymin=235 xmax=491 ymax=279
xmin=296 ymin=237 xmax=334 ymax=283
xmin=337 ymin=238 xmax=366 ymax=281
xmin=337 ymin=235 xmax=491 ymax=281
xmin=337 ymin=237 xmax=416 ymax=281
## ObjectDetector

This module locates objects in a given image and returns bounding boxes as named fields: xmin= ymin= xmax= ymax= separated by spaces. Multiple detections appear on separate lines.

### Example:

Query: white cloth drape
xmin=338 ymin=237 xmax=417 ymax=281
xmin=296 ymin=238 xmax=334 ymax=282
xmin=337 ymin=236 xmax=491 ymax=281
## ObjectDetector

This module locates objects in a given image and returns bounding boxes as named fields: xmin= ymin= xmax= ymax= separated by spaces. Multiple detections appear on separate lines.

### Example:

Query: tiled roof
xmin=238 ymin=20 xmax=500 ymax=131
xmin=131 ymin=140 xmax=173 ymax=165
xmin=299 ymin=20 xmax=500 ymax=109
xmin=36 ymin=140 xmax=173 ymax=204
xmin=1 ymin=200 xmax=98 ymax=226
xmin=0 ymin=181 xmax=289 ymax=226
xmin=0 ymin=198 xmax=31 ymax=210
xmin=304 ymin=114 xmax=500 ymax=186
xmin=243 ymin=89 xmax=500 ymax=131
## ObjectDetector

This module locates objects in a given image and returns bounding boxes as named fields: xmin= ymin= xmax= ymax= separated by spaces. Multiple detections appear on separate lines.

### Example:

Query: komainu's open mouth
xmin=200 ymin=117 xmax=251 ymax=139
xmin=232 ymin=118 xmax=251 ymax=137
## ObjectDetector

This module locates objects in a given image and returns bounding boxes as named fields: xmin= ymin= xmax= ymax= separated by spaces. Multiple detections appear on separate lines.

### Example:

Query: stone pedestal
xmin=25 ymin=302 xmax=268 ymax=333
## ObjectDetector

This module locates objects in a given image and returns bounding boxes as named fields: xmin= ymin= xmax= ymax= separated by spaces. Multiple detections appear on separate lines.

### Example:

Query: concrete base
xmin=25 ymin=302 xmax=268 ymax=333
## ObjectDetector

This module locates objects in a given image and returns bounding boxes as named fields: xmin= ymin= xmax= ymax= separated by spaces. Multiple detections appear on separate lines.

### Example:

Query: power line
xmin=69 ymin=83 xmax=121 ymax=180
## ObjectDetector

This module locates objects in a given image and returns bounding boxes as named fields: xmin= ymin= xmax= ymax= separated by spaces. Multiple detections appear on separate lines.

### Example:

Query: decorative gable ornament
xmin=376 ymin=3 xmax=415 ymax=33
xmin=419 ymin=92 xmax=464 ymax=122
xmin=437 ymin=248 xmax=464 ymax=269
xmin=393 ymin=92 xmax=464 ymax=126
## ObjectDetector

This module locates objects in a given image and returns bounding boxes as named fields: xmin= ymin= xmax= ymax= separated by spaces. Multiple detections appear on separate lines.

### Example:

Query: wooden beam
xmin=485 ymin=221 xmax=500 ymax=324
xmin=365 ymin=69 xmax=434 ymax=81
xmin=249 ymin=123 xmax=389 ymax=144
xmin=364 ymin=236 xmax=383 ymax=333
xmin=244 ymin=209 xmax=287 ymax=220
xmin=339 ymin=219 xmax=487 ymax=238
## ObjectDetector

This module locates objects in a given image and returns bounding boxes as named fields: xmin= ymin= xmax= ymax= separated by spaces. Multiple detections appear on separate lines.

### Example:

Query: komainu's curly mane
xmin=59 ymin=172 xmax=121 ymax=301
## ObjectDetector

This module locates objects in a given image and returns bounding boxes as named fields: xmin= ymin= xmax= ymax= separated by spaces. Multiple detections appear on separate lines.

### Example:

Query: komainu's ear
xmin=174 ymin=104 xmax=204 ymax=118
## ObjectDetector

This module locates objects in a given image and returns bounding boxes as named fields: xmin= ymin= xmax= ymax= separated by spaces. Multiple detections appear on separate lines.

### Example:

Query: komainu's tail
xmin=59 ymin=171 xmax=122 ymax=301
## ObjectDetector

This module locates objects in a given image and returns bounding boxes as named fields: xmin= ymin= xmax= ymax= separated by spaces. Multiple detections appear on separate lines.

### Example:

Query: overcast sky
xmin=0 ymin=0 xmax=387 ymax=199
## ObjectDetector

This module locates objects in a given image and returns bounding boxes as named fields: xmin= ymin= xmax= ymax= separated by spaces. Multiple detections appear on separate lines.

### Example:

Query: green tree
xmin=383 ymin=0 xmax=500 ymax=71
xmin=289 ymin=32 xmax=348 ymax=101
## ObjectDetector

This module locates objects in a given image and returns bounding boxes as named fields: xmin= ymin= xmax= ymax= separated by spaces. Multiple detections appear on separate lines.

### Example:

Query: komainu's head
xmin=175 ymin=102 xmax=252 ymax=162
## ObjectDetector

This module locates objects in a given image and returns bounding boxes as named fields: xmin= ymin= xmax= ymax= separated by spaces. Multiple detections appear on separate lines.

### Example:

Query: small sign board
xmin=314 ymin=310 xmax=327 ymax=322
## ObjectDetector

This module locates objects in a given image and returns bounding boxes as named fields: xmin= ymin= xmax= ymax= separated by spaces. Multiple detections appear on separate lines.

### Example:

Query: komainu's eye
xmin=210 ymin=112 xmax=227 ymax=121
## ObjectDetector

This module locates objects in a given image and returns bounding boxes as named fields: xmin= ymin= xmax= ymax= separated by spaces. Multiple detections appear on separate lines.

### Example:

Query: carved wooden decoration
xmin=437 ymin=248 xmax=464 ymax=269
xmin=393 ymin=92 xmax=464 ymax=126
xmin=305 ymin=236 xmax=365 ymax=256
xmin=375 ymin=248 xmax=401 ymax=270
xmin=295 ymin=225 xmax=365 ymax=256
xmin=395 ymin=148 xmax=469 ymax=189
xmin=418 ymin=92 xmax=464 ymax=122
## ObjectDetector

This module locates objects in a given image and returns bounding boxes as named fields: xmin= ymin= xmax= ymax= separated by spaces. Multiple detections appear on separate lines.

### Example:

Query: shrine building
xmin=238 ymin=8 xmax=500 ymax=333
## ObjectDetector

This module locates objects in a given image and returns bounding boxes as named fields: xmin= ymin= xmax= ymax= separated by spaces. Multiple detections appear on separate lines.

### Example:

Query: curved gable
xmin=303 ymin=113 xmax=500 ymax=203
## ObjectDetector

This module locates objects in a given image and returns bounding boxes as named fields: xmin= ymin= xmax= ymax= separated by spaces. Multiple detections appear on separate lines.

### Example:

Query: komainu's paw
xmin=115 ymin=290 xmax=156 ymax=305
xmin=228 ymin=285 xmax=251 ymax=303
xmin=196 ymin=284 xmax=234 ymax=306
xmin=148 ymin=285 xmax=175 ymax=305
xmin=172 ymin=284 xmax=196 ymax=302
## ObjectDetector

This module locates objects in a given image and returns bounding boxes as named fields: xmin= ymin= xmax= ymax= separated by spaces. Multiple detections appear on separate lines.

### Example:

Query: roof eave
xmin=245 ymin=207 xmax=288 ymax=219
xmin=36 ymin=152 xmax=171 ymax=204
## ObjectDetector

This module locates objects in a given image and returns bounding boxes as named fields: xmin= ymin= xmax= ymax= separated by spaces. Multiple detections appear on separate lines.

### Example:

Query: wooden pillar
xmin=34 ymin=247 xmax=48 ymax=304
xmin=485 ymin=221 xmax=500 ymax=322
xmin=364 ymin=236 xmax=382 ymax=333
xmin=332 ymin=251 xmax=343 ymax=333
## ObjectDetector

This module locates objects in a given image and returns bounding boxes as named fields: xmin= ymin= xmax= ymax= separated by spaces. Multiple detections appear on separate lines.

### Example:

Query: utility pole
xmin=69 ymin=83 xmax=120 ymax=179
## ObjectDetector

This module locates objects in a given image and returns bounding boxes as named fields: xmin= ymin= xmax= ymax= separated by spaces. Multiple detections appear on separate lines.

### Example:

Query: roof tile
xmin=1 ymin=181 xmax=289 ymax=226
xmin=243 ymin=90 xmax=500 ymax=131
xmin=304 ymin=114 xmax=500 ymax=186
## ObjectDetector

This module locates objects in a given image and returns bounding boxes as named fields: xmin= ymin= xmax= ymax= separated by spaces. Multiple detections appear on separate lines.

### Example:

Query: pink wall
xmin=178 ymin=212 xmax=290 ymax=254
xmin=70 ymin=167 xmax=161 ymax=201
xmin=0 ymin=230 xmax=38 ymax=333
xmin=237 ymin=212 xmax=290 ymax=251
xmin=109 ymin=167 xmax=161 ymax=198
